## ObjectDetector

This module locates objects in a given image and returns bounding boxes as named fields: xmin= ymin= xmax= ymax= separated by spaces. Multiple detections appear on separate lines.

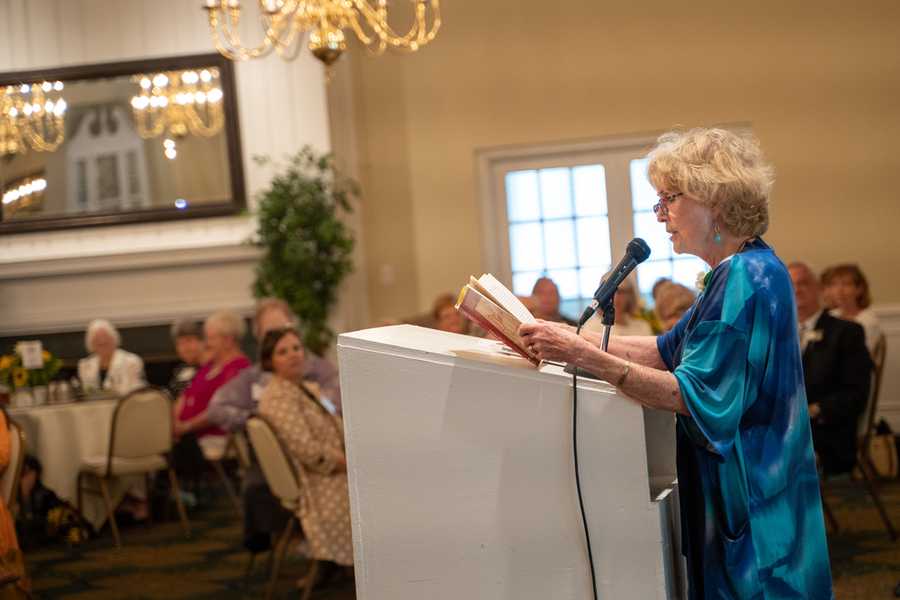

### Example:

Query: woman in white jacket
xmin=78 ymin=319 xmax=146 ymax=396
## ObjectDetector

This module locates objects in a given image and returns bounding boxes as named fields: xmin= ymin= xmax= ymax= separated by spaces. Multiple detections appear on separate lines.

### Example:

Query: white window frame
xmin=476 ymin=132 xmax=659 ymax=295
xmin=476 ymin=125 xmax=752 ymax=305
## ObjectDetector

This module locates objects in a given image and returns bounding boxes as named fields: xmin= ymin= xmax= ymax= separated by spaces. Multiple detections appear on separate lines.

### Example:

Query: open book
xmin=455 ymin=273 xmax=542 ymax=367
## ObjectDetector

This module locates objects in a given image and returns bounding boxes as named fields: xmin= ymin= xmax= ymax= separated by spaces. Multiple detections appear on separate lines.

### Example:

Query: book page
xmin=477 ymin=273 xmax=536 ymax=324
xmin=469 ymin=276 xmax=505 ymax=312
xmin=455 ymin=285 xmax=540 ymax=366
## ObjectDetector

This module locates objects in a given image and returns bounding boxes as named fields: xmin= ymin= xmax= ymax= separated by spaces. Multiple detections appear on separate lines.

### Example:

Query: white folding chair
xmin=247 ymin=416 xmax=319 ymax=600
xmin=77 ymin=387 xmax=190 ymax=547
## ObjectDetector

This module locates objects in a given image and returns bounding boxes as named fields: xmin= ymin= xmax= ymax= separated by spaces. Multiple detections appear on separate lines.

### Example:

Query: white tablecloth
xmin=10 ymin=400 xmax=138 ymax=530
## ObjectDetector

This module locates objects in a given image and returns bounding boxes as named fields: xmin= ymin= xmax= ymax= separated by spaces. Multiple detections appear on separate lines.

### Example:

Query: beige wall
xmin=334 ymin=0 xmax=900 ymax=321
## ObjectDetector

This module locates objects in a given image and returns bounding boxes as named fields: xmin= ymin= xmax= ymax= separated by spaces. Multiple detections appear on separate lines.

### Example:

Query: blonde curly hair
xmin=647 ymin=128 xmax=774 ymax=238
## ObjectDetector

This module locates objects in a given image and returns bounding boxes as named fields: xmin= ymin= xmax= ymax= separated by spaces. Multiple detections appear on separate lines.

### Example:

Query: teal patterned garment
xmin=657 ymin=239 xmax=834 ymax=599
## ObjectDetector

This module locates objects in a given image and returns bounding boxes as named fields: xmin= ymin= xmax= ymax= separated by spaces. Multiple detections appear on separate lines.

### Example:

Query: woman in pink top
xmin=174 ymin=310 xmax=251 ymax=452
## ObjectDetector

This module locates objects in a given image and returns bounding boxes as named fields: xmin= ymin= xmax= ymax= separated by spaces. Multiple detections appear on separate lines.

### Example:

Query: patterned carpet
xmin=25 ymin=497 xmax=355 ymax=600
xmin=23 ymin=480 xmax=900 ymax=599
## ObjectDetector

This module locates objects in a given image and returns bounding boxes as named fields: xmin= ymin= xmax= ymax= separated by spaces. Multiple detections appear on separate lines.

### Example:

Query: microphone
xmin=578 ymin=238 xmax=651 ymax=327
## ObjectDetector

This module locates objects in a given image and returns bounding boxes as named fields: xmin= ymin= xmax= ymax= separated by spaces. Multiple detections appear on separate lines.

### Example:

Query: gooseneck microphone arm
xmin=577 ymin=237 xmax=652 ymax=327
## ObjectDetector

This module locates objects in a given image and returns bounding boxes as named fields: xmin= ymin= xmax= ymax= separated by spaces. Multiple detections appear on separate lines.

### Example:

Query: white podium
xmin=338 ymin=325 xmax=685 ymax=600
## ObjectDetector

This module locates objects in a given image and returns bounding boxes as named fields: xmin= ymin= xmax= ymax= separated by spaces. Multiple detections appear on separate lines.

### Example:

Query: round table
xmin=10 ymin=399 xmax=139 ymax=530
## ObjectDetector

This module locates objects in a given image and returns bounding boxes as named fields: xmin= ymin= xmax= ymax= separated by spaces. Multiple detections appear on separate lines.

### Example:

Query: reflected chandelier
xmin=0 ymin=81 xmax=67 ymax=157
xmin=130 ymin=68 xmax=224 ymax=155
xmin=202 ymin=0 xmax=441 ymax=66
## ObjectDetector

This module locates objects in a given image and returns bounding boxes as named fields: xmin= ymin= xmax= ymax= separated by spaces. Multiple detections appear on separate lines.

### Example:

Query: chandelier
xmin=130 ymin=68 xmax=224 ymax=156
xmin=202 ymin=0 xmax=441 ymax=66
xmin=0 ymin=81 xmax=67 ymax=157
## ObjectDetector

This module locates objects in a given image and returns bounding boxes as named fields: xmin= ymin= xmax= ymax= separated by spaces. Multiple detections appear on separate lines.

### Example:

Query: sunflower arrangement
xmin=0 ymin=348 xmax=61 ymax=391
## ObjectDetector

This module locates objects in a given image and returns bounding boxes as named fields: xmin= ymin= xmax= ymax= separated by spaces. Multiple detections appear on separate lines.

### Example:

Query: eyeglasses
xmin=652 ymin=192 xmax=683 ymax=218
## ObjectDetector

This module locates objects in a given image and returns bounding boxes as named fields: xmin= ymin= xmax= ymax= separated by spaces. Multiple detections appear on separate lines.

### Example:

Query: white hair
xmin=205 ymin=309 xmax=247 ymax=341
xmin=647 ymin=128 xmax=774 ymax=237
xmin=85 ymin=319 xmax=121 ymax=353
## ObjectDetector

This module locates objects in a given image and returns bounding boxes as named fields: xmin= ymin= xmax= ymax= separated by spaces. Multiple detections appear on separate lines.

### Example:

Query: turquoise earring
xmin=713 ymin=223 xmax=722 ymax=245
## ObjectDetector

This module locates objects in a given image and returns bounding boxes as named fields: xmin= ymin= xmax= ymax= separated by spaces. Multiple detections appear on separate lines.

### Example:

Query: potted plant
xmin=252 ymin=147 xmax=358 ymax=355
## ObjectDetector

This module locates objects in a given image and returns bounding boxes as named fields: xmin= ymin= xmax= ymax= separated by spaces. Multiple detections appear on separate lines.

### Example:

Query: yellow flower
xmin=0 ymin=355 xmax=12 ymax=370
xmin=42 ymin=350 xmax=51 ymax=361
xmin=12 ymin=367 xmax=29 ymax=387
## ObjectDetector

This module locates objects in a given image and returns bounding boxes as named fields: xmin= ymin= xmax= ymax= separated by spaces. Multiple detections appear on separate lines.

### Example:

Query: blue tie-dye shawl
xmin=656 ymin=239 xmax=833 ymax=599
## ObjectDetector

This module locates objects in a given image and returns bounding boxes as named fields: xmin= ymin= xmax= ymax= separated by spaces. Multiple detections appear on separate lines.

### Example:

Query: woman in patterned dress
xmin=258 ymin=327 xmax=354 ymax=567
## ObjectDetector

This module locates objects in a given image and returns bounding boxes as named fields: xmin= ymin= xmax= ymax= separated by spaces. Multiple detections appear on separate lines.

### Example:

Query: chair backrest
xmin=230 ymin=430 xmax=252 ymax=470
xmin=246 ymin=417 xmax=301 ymax=505
xmin=0 ymin=419 xmax=25 ymax=511
xmin=109 ymin=387 xmax=173 ymax=464
xmin=858 ymin=334 xmax=887 ymax=441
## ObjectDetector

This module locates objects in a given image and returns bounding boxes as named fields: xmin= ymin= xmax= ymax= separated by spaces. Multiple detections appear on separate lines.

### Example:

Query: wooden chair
xmin=77 ymin=387 xmax=191 ymax=547
xmin=820 ymin=334 xmax=897 ymax=541
xmin=246 ymin=416 xmax=319 ymax=600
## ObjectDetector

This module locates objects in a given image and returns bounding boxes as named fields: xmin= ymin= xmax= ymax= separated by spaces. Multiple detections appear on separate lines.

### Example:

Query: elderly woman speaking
xmin=520 ymin=128 xmax=832 ymax=598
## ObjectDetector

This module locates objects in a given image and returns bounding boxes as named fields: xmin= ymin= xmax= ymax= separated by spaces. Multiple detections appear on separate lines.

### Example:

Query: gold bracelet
xmin=616 ymin=361 xmax=632 ymax=387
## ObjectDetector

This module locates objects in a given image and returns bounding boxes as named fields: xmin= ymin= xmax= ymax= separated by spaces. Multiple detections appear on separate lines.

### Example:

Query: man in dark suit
xmin=789 ymin=262 xmax=873 ymax=474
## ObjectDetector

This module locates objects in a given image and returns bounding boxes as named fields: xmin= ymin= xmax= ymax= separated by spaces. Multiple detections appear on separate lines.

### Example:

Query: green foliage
xmin=0 ymin=348 xmax=62 ymax=390
xmin=252 ymin=147 xmax=357 ymax=355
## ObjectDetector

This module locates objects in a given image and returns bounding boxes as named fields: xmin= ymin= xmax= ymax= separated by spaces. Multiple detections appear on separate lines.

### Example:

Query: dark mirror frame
xmin=0 ymin=53 xmax=245 ymax=234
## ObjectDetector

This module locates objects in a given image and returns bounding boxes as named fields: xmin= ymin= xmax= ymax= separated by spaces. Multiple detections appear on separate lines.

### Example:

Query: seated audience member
xmin=531 ymin=277 xmax=577 ymax=326
xmin=654 ymin=282 xmax=696 ymax=332
xmin=17 ymin=455 xmax=91 ymax=549
xmin=0 ymin=408 xmax=28 ymax=596
xmin=258 ymin=327 xmax=354 ymax=570
xmin=820 ymin=266 xmax=839 ymax=310
xmin=174 ymin=310 xmax=251 ymax=455
xmin=78 ymin=319 xmax=145 ymax=396
xmin=431 ymin=293 xmax=468 ymax=334
xmin=651 ymin=277 xmax=672 ymax=304
xmin=168 ymin=319 xmax=206 ymax=398
xmin=207 ymin=298 xmax=341 ymax=431
xmin=789 ymin=262 xmax=873 ymax=475
xmin=584 ymin=276 xmax=653 ymax=336
xmin=822 ymin=263 xmax=882 ymax=357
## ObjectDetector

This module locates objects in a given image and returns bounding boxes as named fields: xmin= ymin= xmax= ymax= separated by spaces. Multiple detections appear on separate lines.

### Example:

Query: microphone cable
xmin=572 ymin=323 xmax=599 ymax=600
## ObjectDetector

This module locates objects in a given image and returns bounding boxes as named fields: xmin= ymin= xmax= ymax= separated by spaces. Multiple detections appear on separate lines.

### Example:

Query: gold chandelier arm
xmin=185 ymin=105 xmax=225 ymax=137
xmin=19 ymin=115 xmax=64 ymax=152
xmin=206 ymin=2 xmax=276 ymax=61
xmin=132 ymin=105 xmax=167 ymax=139
xmin=349 ymin=0 xmax=441 ymax=51
xmin=13 ymin=86 xmax=66 ymax=152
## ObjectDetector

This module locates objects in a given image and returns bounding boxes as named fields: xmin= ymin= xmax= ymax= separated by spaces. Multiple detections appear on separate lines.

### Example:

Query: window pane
xmin=560 ymin=298 xmax=584 ymax=321
xmin=509 ymin=222 xmax=544 ymax=272
xmin=672 ymin=257 xmax=707 ymax=291
xmin=579 ymin=266 xmax=607 ymax=299
xmin=506 ymin=170 xmax=540 ymax=223
xmin=512 ymin=270 xmax=542 ymax=297
xmin=576 ymin=216 xmax=611 ymax=267
xmin=636 ymin=260 xmax=674 ymax=301
xmin=573 ymin=164 xmax=607 ymax=216
xmin=633 ymin=210 xmax=672 ymax=261
xmin=543 ymin=220 xmax=577 ymax=269
xmin=630 ymin=158 xmax=657 ymax=212
xmin=539 ymin=168 xmax=573 ymax=219
xmin=547 ymin=268 xmax=579 ymax=299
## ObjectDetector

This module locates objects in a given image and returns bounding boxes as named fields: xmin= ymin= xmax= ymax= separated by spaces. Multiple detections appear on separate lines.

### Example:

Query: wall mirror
xmin=0 ymin=53 xmax=244 ymax=233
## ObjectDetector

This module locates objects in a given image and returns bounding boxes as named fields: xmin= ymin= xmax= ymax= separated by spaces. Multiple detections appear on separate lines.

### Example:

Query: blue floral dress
xmin=657 ymin=239 xmax=833 ymax=599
